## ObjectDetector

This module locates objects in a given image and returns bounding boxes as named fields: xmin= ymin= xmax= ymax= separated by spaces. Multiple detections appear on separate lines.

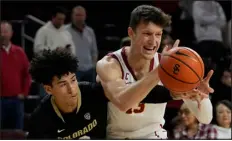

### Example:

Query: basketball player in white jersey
xmin=96 ymin=5 xmax=214 ymax=139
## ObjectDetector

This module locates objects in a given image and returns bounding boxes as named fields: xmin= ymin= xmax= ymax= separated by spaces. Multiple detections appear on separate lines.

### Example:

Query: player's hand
xmin=180 ymin=70 xmax=214 ymax=108
xmin=161 ymin=39 xmax=180 ymax=55
xmin=196 ymin=70 xmax=214 ymax=95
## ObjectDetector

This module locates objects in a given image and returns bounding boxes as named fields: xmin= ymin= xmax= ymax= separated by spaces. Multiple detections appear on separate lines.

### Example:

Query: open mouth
xmin=143 ymin=46 xmax=156 ymax=51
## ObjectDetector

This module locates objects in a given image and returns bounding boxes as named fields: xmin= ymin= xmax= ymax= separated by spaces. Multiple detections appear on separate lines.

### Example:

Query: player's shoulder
xmin=97 ymin=54 xmax=121 ymax=71
xmin=30 ymin=95 xmax=53 ymax=120
xmin=78 ymin=81 xmax=99 ymax=91
xmin=78 ymin=81 xmax=104 ymax=93
xmin=97 ymin=47 xmax=125 ymax=66
xmin=78 ymin=82 xmax=107 ymax=104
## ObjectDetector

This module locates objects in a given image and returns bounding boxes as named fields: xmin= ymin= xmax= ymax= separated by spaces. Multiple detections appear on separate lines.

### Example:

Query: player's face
xmin=216 ymin=104 xmax=231 ymax=128
xmin=52 ymin=13 xmax=65 ymax=29
xmin=45 ymin=72 xmax=79 ymax=108
xmin=180 ymin=105 xmax=197 ymax=126
xmin=128 ymin=21 xmax=163 ymax=60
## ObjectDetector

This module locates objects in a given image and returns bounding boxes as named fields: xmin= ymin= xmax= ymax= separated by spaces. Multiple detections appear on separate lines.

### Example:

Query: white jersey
xmin=107 ymin=47 xmax=167 ymax=139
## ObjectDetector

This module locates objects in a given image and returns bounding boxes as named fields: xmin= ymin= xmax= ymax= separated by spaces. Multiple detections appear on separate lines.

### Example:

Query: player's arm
xmin=171 ymin=71 xmax=214 ymax=124
xmin=96 ymin=56 xmax=161 ymax=112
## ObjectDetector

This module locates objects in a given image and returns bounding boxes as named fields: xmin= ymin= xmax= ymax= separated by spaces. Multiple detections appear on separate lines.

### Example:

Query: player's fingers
xmin=173 ymin=39 xmax=180 ymax=48
xmin=207 ymin=86 xmax=214 ymax=93
xmin=204 ymin=70 xmax=214 ymax=83
xmin=193 ymin=89 xmax=209 ymax=98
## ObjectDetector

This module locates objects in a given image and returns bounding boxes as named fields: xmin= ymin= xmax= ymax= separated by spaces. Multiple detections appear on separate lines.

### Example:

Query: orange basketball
xmin=158 ymin=47 xmax=204 ymax=92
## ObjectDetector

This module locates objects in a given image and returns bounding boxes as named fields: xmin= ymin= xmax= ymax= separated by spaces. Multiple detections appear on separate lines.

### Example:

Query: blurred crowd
xmin=0 ymin=0 xmax=231 ymax=139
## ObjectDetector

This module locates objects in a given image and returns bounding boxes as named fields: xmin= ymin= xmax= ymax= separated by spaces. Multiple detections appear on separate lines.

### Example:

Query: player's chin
xmin=142 ymin=53 xmax=154 ymax=60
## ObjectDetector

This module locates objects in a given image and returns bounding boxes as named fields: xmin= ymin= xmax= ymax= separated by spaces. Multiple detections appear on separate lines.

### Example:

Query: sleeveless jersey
xmin=106 ymin=47 xmax=167 ymax=139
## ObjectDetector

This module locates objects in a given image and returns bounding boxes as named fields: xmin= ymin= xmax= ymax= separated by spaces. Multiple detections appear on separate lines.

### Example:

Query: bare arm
xmin=96 ymin=56 xmax=160 ymax=111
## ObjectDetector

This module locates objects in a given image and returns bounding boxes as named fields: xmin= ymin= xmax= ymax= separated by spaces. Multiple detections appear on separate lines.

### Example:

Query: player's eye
xmin=60 ymin=83 xmax=66 ymax=87
xmin=71 ymin=78 xmax=76 ymax=82
xmin=143 ymin=32 xmax=152 ymax=36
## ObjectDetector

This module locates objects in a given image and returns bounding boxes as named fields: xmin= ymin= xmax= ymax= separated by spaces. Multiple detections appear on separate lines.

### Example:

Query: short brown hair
xmin=129 ymin=5 xmax=171 ymax=31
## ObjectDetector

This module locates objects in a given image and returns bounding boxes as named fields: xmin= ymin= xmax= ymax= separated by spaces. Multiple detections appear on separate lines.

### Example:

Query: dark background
xmin=1 ymin=1 xmax=231 ymax=60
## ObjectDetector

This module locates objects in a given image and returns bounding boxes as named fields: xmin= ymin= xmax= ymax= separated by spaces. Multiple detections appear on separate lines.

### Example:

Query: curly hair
xmin=29 ymin=49 xmax=78 ymax=85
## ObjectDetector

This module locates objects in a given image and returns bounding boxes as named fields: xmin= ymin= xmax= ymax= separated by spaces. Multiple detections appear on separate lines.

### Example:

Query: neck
xmin=221 ymin=124 xmax=231 ymax=129
xmin=127 ymin=47 xmax=150 ymax=71
xmin=54 ymin=97 xmax=77 ymax=113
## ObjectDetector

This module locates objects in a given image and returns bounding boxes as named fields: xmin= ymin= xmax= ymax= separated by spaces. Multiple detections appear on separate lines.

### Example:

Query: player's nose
xmin=67 ymin=84 xmax=75 ymax=94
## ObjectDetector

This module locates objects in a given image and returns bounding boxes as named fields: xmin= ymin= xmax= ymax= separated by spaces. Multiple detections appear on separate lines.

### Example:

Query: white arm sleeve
xmin=183 ymin=98 xmax=213 ymax=124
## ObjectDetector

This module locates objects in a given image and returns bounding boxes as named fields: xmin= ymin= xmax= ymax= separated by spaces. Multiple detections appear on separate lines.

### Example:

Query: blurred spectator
xmin=159 ymin=31 xmax=174 ymax=52
xmin=192 ymin=1 xmax=227 ymax=64
xmin=179 ymin=0 xmax=195 ymax=20
xmin=0 ymin=21 xmax=31 ymax=130
xmin=173 ymin=103 xmax=217 ymax=139
xmin=34 ymin=7 xmax=75 ymax=55
xmin=171 ymin=0 xmax=195 ymax=48
xmin=212 ymin=100 xmax=231 ymax=139
xmin=66 ymin=6 xmax=98 ymax=82
xmin=120 ymin=36 xmax=131 ymax=48
xmin=211 ymin=69 xmax=231 ymax=105
xmin=223 ymin=19 xmax=231 ymax=49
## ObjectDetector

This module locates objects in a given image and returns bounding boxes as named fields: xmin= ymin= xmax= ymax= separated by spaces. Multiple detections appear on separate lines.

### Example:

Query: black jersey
xmin=27 ymin=82 xmax=107 ymax=139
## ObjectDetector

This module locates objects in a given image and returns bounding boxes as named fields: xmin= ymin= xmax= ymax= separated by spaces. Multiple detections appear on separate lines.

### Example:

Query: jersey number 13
xmin=126 ymin=103 xmax=145 ymax=114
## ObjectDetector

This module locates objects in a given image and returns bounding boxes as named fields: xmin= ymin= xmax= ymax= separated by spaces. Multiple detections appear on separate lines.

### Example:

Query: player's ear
xmin=44 ymin=85 xmax=52 ymax=95
xmin=128 ymin=27 xmax=134 ymax=38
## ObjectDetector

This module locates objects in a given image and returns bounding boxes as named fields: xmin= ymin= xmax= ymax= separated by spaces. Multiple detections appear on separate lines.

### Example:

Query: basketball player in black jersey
xmin=27 ymin=48 xmax=108 ymax=139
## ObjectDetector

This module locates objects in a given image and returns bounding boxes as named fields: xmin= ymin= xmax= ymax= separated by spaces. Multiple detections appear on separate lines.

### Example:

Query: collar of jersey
xmin=50 ymin=89 xmax=82 ymax=123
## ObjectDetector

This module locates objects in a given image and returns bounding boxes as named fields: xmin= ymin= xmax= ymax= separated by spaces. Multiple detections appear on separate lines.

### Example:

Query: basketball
xmin=158 ymin=47 xmax=204 ymax=92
